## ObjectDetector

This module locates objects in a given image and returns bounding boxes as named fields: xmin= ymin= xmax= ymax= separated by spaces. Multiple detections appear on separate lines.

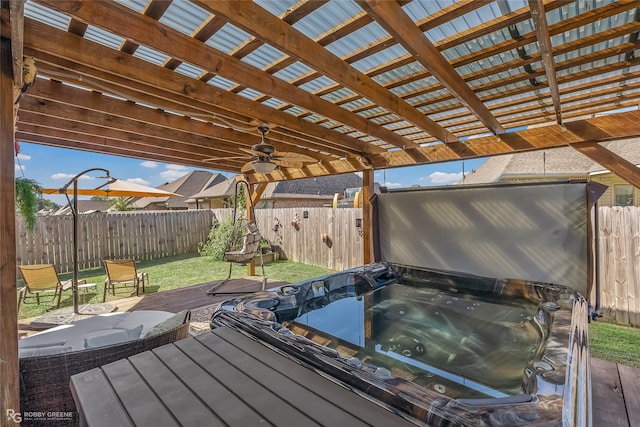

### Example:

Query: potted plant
xmin=15 ymin=177 xmax=42 ymax=231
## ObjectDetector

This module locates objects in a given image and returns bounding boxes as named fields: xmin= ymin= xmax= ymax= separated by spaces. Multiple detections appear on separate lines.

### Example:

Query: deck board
xmin=591 ymin=357 xmax=630 ymax=427
xmin=618 ymin=364 xmax=640 ymax=427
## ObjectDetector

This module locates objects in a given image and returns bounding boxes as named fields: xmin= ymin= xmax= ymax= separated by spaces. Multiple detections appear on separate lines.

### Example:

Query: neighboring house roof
xmin=54 ymin=199 xmax=110 ymax=215
xmin=190 ymin=173 xmax=375 ymax=203
xmin=190 ymin=177 xmax=236 ymax=200
xmin=462 ymin=139 xmax=640 ymax=184
xmin=262 ymin=173 xmax=368 ymax=199
xmin=133 ymin=171 xmax=226 ymax=209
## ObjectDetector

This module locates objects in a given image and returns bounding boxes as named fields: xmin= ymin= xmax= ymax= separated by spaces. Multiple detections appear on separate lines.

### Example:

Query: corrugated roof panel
xmin=24 ymin=1 xmax=69 ymax=31
xmin=261 ymin=97 xmax=286 ymax=109
xmin=272 ymin=61 xmax=313 ymax=82
xmin=132 ymin=45 xmax=169 ymax=66
xmin=407 ymin=88 xmax=453 ymax=106
xmin=113 ymin=0 xmax=146 ymax=13
xmin=321 ymin=87 xmax=358 ymax=103
xmin=241 ymin=44 xmax=286 ymax=70
xmin=158 ymin=0 xmax=210 ymax=36
xmin=255 ymin=0 xmax=298 ymax=18
xmin=342 ymin=98 xmax=373 ymax=112
xmin=173 ymin=62 xmax=204 ymax=79
xmin=207 ymin=75 xmax=238 ymax=91
xmin=372 ymin=62 xmax=424 ymax=88
xmin=237 ymin=87 xmax=262 ymax=99
xmin=351 ymin=44 xmax=409 ymax=74
xmin=292 ymin=1 xmax=361 ymax=40
xmin=387 ymin=75 xmax=433 ymax=98
xmin=83 ymin=25 xmax=124 ymax=50
xmin=324 ymin=20 xmax=389 ymax=59
xmin=205 ymin=23 xmax=251 ymax=54
xmin=299 ymin=76 xmax=337 ymax=93
xmin=283 ymin=105 xmax=305 ymax=116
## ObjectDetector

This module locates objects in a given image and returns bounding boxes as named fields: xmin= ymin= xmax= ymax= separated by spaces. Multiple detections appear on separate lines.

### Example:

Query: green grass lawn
xmin=18 ymin=256 xmax=640 ymax=369
xmin=18 ymin=253 xmax=334 ymax=320
xmin=588 ymin=320 xmax=640 ymax=368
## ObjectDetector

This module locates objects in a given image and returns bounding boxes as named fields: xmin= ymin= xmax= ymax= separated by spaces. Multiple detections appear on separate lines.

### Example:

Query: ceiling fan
xmin=205 ymin=125 xmax=317 ymax=174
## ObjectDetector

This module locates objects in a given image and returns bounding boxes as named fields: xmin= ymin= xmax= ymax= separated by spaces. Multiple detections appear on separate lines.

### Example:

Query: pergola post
xmin=1 ymin=36 xmax=20 ymax=420
xmin=362 ymin=168 xmax=374 ymax=264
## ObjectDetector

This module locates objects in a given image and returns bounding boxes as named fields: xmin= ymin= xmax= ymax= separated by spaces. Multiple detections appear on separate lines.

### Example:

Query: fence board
xmin=17 ymin=210 xmax=214 ymax=273
xmin=15 ymin=207 xmax=639 ymax=325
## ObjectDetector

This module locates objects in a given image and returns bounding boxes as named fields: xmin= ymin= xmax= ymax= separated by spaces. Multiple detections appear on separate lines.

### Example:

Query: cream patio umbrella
xmin=42 ymin=168 xmax=179 ymax=313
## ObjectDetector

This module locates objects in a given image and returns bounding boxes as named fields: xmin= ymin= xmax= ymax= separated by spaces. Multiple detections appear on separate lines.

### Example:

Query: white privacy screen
xmin=374 ymin=182 xmax=591 ymax=295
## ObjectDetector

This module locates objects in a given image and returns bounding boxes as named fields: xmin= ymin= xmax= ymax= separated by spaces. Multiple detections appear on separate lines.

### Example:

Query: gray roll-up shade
xmin=374 ymin=182 xmax=598 ymax=295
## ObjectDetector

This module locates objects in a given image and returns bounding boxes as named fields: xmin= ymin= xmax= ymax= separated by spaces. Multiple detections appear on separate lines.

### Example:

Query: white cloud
xmin=126 ymin=177 xmax=150 ymax=186
xmin=17 ymin=153 xmax=31 ymax=160
xmin=160 ymin=164 xmax=188 ymax=181
xmin=15 ymin=164 xmax=25 ymax=172
xmin=384 ymin=181 xmax=402 ymax=188
xmin=51 ymin=173 xmax=93 ymax=180
xmin=140 ymin=161 xmax=158 ymax=168
xmin=166 ymin=164 xmax=187 ymax=171
xmin=427 ymin=171 xmax=463 ymax=185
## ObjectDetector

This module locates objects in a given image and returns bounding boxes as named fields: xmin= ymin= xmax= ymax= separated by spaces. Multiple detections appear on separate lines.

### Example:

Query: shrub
xmin=199 ymin=216 xmax=236 ymax=261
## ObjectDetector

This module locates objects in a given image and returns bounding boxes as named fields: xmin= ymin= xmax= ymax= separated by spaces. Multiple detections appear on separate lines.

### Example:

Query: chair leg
xmin=103 ymin=281 xmax=108 ymax=302
xmin=56 ymin=288 xmax=62 ymax=308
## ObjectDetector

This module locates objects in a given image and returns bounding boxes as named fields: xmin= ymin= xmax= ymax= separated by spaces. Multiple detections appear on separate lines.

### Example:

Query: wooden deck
xmin=18 ymin=279 xmax=640 ymax=426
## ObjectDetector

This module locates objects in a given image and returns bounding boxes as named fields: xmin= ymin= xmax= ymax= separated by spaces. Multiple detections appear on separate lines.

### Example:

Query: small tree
xmin=109 ymin=197 xmax=134 ymax=211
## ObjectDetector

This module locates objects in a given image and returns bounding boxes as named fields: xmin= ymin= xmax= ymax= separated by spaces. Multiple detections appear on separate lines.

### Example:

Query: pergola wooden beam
xmin=34 ymin=0 xmax=417 ymax=155
xmin=193 ymin=0 xmax=458 ymax=148
xmin=357 ymin=0 xmax=504 ymax=135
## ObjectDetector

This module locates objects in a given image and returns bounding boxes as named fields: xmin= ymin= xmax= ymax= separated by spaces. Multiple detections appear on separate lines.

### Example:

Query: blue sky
xmin=14 ymin=141 xmax=487 ymax=206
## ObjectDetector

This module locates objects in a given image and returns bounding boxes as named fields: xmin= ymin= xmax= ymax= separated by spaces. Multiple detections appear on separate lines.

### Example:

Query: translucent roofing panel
xmin=132 ymin=45 xmax=169 ymax=66
xmin=321 ymin=88 xmax=358 ymax=103
xmin=173 ymin=62 xmax=205 ymax=79
xmin=205 ymin=23 xmax=251 ymax=54
xmin=255 ymin=0 xmax=298 ymax=17
xmin=292 ymin=1 xmax=362 ymax=40
xmin=83 ymin=25 xmax=124 ymax=50
xmin=272 ymin=61 xmax=314 ymax=83
xmin=237 ymin=88 xmax=263 ymax=100
xmin=207 ymin=75 xmax=238 ymax=91
xmin=241 ymin=45 xmax=286 ymax=70
xmin=113 ymin=0 xmax=146 ymax=13
xmin=158 ymin=0 xmax=210 ymax=36
xmin=299 ymin=76 xmax=337 ymax=94
xmin=325 ymin=20 xmax=389 ymax=59
xmin=24 ymin=1 xmax=69 ymax=31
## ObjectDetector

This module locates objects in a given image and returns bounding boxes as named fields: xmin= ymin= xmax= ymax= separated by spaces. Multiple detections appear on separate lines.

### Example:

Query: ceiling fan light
xmin=252 ymin=161 xmax=276 ymax=174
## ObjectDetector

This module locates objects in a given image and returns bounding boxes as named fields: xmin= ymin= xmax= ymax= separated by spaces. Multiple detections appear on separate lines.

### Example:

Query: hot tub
xmin=212 ymin=263 xmax=590 ymax=426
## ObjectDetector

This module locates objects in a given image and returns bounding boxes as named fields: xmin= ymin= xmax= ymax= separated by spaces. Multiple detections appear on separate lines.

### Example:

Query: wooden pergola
xmin=2 ymin=0 xmax=640 ymax=417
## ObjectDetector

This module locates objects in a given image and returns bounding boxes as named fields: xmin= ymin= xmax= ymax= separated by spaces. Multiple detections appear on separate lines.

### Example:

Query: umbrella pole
xmin=60 ymin=168 xmax=110 ymax=315
xmin=72 ymin=179 xmax=79 ymax=314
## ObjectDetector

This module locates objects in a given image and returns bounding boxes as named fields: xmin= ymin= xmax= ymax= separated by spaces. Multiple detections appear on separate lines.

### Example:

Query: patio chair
xmin=17 ymin=264 xmax=92 ymax=309
xmin=103 ymin=259 xmax=148 ymax=301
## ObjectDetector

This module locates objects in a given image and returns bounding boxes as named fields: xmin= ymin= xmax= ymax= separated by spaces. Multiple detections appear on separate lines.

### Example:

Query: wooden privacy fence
xmin=16 ymin=206 xmax=639 ymax=326
xmin=16 ymin=210 xmax=215 ymax=273
xmin=596 ymin=206 xmax=640 ymax=327
xmin=210 ymin=207 xmax=364 ymax=272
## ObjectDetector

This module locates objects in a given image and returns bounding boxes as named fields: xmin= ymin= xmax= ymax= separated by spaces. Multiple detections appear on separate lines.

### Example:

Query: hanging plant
xmin=15 ymin=177 xmax=42 ymax=231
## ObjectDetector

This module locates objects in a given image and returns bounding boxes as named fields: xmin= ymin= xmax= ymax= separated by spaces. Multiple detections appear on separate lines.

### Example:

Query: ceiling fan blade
xmin=240 ymin=161 xmax=255 ymax=173
xmin=239 ymin=147 xmax=269 ymax=158
xmin=271 ymin=151 xmax=317 ymax=163
xmin=272 ymin=159 xmax=304 ymax=169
